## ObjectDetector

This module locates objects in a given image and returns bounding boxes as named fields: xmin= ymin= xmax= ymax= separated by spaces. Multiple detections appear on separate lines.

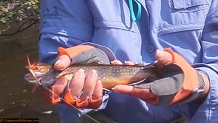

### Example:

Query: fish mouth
xmin=24 ymin=73 xmax=43 ymax=83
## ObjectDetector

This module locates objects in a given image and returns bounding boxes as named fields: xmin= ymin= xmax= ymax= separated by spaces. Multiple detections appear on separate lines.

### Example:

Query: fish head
xmin=24 ymin=56 xmax=52 ymax=83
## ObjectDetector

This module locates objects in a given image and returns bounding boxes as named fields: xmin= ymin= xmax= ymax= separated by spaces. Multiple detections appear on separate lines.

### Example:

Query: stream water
xmin=0 ymin=44 xmax=60 ymax=122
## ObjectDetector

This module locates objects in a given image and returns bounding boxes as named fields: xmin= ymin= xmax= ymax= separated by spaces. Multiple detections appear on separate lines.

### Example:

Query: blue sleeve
xmin=191 ymin=2 xmax=218 ymax=121
xmin=171 ymin=1 xmax=218 ymax=122
xmin=190 ymin=67 xmax=218 ymax=123
xmin=39 ymin=0 xmax=94 ymax=63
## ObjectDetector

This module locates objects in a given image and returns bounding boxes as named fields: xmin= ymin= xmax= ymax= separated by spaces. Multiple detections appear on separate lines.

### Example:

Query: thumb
xmin=156 ymin=49 xmax=173 ymax=65
xmin=54 ymin=55 xmax=71 ymax=70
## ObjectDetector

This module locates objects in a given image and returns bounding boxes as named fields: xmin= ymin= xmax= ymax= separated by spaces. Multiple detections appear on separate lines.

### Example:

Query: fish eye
xmin=31 ymin=66 xmax=40 ymax=71
xmin=35 ymin=66 xmax=40 ymax=70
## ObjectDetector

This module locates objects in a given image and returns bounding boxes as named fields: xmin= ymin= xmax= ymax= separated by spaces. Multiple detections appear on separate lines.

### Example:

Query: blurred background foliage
xmin=0 ymin=0 xmax=40 ymax=36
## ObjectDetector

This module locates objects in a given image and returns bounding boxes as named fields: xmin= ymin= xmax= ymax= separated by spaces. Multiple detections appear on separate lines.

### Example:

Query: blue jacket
xmin=39 ymin=0 xmax=218 ymax=123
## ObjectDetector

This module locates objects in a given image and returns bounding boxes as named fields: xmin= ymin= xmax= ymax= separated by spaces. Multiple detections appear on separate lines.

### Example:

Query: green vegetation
xmin=0 ymin=0 xmax=40 ymax=36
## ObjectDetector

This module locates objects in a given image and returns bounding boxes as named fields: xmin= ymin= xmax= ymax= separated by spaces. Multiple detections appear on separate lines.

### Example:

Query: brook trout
xmin=24 ymin=62 xmax=162 ymax=89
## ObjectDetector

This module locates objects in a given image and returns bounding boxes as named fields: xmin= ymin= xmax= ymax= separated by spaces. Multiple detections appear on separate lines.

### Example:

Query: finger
xmin=124 ymin=61 xmax=134 ymax=65
xmin=53 ymin=76 xmax=68 ymax=99
xmin=111 ymin=60 xmax=135 ymax=65
xmin=54 ymin=55 xmax=71 ymax=70
xmin=156 ymin=49 xmax=173 ymax=65
xmin=69 ymin=69 xmax=85 ymax=97
xmin=80 ymin=70 xmax=98 ymax=101
xmin=92 ymin=80 xmax=103 ymax=100
xmin=111 ymin=60 xmax=123 ymax=65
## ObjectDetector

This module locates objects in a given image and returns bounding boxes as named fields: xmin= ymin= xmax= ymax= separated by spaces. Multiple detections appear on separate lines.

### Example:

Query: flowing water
xmin=0 ymin=51 xmax=60 ymax=123
xmin=0 ymin=32 xmax=60 ymax=122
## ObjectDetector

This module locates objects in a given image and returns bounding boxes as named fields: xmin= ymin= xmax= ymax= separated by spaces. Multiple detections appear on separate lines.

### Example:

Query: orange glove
xmin=43 ymin=45 xmax=110 ymax=108
xmin=113 ymin=48 xmax=206 ymax=105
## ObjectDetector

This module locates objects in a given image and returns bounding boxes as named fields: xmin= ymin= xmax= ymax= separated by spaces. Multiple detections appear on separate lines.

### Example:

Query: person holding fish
xmin=35 ymin=0 xmax=218 ymax=123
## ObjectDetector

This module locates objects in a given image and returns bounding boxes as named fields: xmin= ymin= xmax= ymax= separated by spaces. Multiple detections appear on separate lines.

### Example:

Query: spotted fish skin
xmin=51 ymin=64 xmax=160 ymax=89
xmin=25 ymin=63 xmax=161 ymax=89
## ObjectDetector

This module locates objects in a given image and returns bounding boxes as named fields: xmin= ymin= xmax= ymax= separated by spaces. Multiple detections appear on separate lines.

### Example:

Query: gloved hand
xmin=113 ymin=48 xmax=209 ymax=105
xmin=43 ymin=45 xmax=110 ymax=109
